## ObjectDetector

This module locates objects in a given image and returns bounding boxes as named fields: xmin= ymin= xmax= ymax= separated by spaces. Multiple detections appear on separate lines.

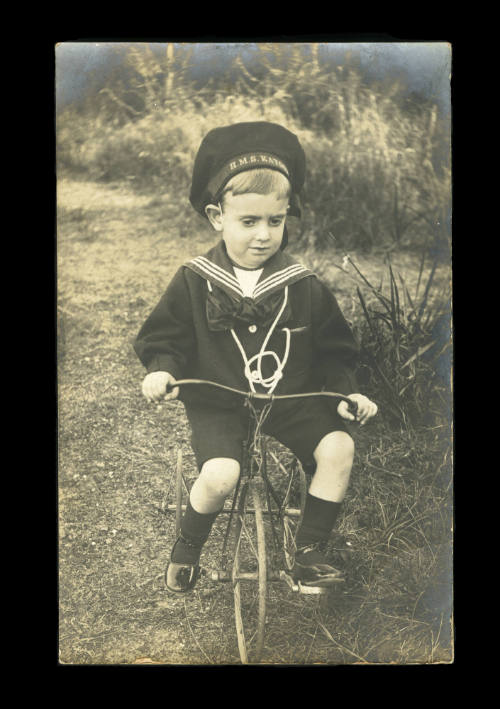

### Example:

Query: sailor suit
xmin=134 ymin=240 xmax=359 ymax=467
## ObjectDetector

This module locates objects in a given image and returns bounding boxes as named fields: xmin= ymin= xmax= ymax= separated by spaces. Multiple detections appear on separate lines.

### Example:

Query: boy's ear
xmin=205 ymin=204 xmax=224 ymax=231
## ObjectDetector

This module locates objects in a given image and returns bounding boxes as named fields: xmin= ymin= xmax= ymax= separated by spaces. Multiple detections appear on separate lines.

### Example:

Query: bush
xmin=57 ymin=43 xmax=451 ymax=253
xmin=299 ymin=123 xmax=451 ymax=254
xmin=58 ymin=93 xmax=295 ymax=191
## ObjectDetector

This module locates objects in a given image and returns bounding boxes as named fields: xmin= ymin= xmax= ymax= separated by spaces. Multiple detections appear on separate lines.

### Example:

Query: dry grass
xmin=58 ymin=178 xmax=452 ymax=665
xmin=57 ymin=44 xmax=450 ymax=254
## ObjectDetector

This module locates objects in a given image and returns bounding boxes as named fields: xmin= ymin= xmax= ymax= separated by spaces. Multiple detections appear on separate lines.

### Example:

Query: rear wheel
xmin=174 ymin=448 xmax=185 ymax=536
xmin=232 ymin=481 xmax=267 ymax=664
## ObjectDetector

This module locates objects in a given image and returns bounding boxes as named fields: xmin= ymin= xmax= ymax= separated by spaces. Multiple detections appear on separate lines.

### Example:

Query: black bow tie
xmin=206 ymin=287 xmax=291 ymax=332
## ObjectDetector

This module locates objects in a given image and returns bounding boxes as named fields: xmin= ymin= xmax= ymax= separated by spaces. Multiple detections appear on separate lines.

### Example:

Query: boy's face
xmin=217 ymin=191 xmax=289 ymax=269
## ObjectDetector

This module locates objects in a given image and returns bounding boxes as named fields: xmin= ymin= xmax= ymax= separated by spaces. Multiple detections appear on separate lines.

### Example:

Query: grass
xmin=58 ymin=177 xmax=452 ymax=665
xmin=57 ymin=43 xmax=451 ymax=255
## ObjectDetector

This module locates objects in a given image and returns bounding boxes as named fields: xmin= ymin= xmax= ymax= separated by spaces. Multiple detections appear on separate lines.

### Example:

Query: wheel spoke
xmin=181 ymin=470 xmax=190 ymax=495
xmin=281 ymin=457 xmax=306 ymax=571
xmin=232 ymin=482 xmax=267 ymax=664
xmin=239 ymin=514 xmax=259 ymax=560
xmin=175 ymin=449 xmax=184 ymax=537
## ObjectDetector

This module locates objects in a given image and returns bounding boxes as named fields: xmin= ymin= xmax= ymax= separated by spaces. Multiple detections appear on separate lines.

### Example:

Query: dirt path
xmin=58 ymin=180 xmax=222 ymax=664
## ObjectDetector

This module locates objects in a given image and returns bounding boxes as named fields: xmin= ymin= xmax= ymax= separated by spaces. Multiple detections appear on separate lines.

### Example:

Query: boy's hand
xmin=337 ymin=394 xmax=378 ymax=425
xmin=142 ymin=371 xmax=179 ymax=402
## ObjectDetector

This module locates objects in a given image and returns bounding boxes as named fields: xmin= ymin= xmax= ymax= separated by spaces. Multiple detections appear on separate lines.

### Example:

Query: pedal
xmin=297 ymin=580 xmax=335 ymax=595
xmin=280 ymin=570 xmax=343 ymax=595
xmin=279 ymin=570 xmax=300 ymax=592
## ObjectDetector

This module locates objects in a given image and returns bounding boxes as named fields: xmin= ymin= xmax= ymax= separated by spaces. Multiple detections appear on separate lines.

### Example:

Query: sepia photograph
xmin=57 ymin=40 xmax=452 ymax=665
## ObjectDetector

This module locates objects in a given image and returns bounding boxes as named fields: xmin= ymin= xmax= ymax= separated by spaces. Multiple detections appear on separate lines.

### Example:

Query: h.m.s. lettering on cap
xmin=206 ymin=152 xmax=290 ymax=199
xmin=188 ymin=122 xmax=307 ymax=230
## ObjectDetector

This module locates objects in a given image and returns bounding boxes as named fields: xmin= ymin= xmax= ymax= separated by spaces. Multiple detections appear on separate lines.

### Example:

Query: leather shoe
xmin=165 ymin=560 xmax=200 ymax=594
xmin=292 ymin=541 xmax=345 ymax=587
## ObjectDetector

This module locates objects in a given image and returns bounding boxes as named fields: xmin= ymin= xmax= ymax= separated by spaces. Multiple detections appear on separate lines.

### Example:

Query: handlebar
xmin=166 ymin=378 xmax=358 ymax=417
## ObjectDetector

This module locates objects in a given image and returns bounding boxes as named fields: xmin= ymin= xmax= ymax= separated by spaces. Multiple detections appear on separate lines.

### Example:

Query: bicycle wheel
xmin=282 ymin=459 xmax=307 ymax=571
xmin=174 ymin=448 xmax=184 ymax=537
xmin=232 ymin=481 xmax=267 ymax=664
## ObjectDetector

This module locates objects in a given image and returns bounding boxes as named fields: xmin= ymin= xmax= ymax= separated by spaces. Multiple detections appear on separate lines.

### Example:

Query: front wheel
xmin=232 ymin=481 xmax=267 ymax=664
xmin=282 ymin=459 xmax=307 ymax=571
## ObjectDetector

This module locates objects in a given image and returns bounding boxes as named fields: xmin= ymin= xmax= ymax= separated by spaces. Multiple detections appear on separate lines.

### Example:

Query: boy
xmin=134 ymin=122 xmax=378 ymax=594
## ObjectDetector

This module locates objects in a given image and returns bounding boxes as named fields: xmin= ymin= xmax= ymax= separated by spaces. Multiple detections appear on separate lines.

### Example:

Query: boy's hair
xmin=219 ymin=168 xmax=291 ymax=205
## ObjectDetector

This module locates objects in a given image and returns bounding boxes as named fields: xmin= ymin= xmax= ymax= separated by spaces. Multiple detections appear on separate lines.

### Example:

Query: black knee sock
xmin=171 ymin=498 xmax=220 ymax=564
xmin=296 ymin=492 xmax=342 ymax=548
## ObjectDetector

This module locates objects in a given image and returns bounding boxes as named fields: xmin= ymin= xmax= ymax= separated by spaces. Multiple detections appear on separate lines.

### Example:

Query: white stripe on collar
xmin=253 ymin=264 xmax=309 ymax=297
xmin=190 ymin=257 xmax=244 ymax=297
xmin=194 ymin=256 xmax=241 ymax=287
xmin=189 ymin=253 xmax=311 ymax=301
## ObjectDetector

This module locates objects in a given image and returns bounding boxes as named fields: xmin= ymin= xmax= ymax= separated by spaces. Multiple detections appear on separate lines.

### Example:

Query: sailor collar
xmin=185 ymin=241 xmax=313 ymax=303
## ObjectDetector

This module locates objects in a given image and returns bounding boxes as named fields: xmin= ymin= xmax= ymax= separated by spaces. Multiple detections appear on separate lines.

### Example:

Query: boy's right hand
xmin=141 ymin=371 xmax=179 ymax=402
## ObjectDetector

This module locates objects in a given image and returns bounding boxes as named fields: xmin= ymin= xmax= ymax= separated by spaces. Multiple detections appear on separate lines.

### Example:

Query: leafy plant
xmin=326 ymin=244 xmax=451 ymax=429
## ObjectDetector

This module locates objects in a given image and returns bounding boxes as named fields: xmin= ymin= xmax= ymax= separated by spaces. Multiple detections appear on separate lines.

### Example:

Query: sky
xmin=55 ymin=41 xmax=452 ymax=115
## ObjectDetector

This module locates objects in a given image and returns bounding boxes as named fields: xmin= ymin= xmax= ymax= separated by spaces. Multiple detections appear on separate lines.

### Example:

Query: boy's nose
xmin=255 ymin=226 xmax=270 ymax=242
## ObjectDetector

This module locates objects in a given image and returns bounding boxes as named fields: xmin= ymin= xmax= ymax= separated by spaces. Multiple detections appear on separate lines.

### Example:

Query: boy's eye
xmin=240 ymin=217 xmax=284 ymax=227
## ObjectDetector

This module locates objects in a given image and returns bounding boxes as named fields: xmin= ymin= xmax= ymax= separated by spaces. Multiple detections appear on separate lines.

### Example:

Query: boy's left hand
xmin=338 ymin=394 xmax=378 ymax=425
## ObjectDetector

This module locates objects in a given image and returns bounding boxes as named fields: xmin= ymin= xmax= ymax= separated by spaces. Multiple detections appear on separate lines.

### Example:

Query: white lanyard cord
xmin=230 ymin=286 xmax=291 ymax=394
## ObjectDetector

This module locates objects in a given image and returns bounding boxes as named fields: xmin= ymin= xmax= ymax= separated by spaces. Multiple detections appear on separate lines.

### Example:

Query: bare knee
xmin=313 ymin=431 xmax=355 ymax=470
xmin=199 ymin=458 xmax=240 ymax=498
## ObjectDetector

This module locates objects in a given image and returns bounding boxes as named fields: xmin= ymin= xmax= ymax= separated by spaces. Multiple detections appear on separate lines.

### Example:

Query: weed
xmin=57 ymin=43 xmax=450 ymax=254
xmin=322 ymin=238 xmax=451 ymax=431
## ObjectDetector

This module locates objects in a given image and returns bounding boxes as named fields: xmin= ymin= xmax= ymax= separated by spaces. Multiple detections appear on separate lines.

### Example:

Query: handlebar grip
xmin=165 ymin=380 xmax=180 ymax=394
xmin=347 ymin=399 xmax=358 ymax=418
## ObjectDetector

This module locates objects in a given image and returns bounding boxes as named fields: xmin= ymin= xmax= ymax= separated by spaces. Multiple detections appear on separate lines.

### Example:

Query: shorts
xmin=184 ymin=397 xmax=349 ymax=471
